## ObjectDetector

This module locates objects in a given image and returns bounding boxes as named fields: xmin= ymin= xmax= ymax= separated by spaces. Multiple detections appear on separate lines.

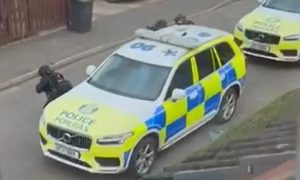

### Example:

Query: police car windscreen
xmin=87 ymin=54 xmax=171 ymax=101
xmin=263 ymin=0 xmax=300 ymax=14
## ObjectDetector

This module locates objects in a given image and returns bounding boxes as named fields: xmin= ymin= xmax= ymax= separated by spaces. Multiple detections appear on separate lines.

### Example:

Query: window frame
xmin=193 ymin=47 xmax=219 ymax=81
xmin=164 ymin=58 xmax=195 ymax=100
xmin=214 ymin=41 xmax=235 ymax=66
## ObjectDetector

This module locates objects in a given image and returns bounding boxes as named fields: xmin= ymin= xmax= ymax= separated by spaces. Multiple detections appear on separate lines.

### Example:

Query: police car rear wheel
xmin=128 ymin=137 xmax=157 ymax=177
xmin=215 ymin=88 xmax=238 ymax=124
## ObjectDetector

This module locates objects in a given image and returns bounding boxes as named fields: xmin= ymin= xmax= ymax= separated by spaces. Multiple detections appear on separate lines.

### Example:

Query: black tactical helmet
xmin=174 ymin=13 xmax=186 ymax=24
xmin=154 ymin=19 xmax=168 ymax=29
xmin=38 ymin=65 xmax=53 ymax=76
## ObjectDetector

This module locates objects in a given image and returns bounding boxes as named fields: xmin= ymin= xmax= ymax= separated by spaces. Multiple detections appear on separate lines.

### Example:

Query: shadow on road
xmin=246 ymin=56 xmax=300 ymax=70
xmin=103 ymin=0 xmax=146 ymax=4
xmin=44 ymin=158 xmax=136 ymax=180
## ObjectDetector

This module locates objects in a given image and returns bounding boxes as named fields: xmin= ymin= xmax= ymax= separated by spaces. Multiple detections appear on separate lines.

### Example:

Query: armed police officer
xmin=36 ymin=65 xmax=73 ymax=107
xmin=146 ymin=19 xmax=168 ymax=31
xmin=174 ymin=14 xmax=195 ymax=25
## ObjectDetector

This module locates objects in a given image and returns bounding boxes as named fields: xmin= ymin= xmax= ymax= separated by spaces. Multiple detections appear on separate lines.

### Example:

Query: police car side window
xmin=166 ymin=60 xmax=193 ymax=99
xmin=194 ymin=49 xmax=214 ymax=79
xmin=215 ymin=42 xmax=234 ymax=65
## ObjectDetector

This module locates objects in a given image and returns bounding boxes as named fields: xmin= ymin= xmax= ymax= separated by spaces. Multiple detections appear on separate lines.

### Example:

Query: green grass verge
xmin=186 ymin=88 xmax=300 ymax=161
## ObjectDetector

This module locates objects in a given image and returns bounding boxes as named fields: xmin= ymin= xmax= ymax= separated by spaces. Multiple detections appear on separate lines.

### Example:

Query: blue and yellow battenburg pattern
xmin=145 ymin=62 xmax=245 ymax=145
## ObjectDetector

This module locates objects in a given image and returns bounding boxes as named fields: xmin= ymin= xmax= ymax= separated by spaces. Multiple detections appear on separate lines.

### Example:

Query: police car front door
xmin=163 ymin=59 xmax=198 ymax=143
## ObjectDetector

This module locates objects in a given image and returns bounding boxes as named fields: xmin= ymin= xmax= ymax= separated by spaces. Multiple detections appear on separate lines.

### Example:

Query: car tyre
xmin=128 ymin=137 xmax=157 ymax=177
xmin=214 ymin=88 xmax=238 ymax=124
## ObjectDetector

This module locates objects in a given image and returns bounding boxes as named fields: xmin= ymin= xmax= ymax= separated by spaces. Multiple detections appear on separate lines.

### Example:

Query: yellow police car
xmin=234 ymin=0 xmax=300 ymax=62
xmin=39 ymin=25 xmax=246 ymax=176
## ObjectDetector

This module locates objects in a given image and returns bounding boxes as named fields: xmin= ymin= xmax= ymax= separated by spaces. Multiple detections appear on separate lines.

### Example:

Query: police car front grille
xmin=47 ymin=124 xmax=92 ymax=149
xmin=245 ymin=29 xmax=280 ymax=45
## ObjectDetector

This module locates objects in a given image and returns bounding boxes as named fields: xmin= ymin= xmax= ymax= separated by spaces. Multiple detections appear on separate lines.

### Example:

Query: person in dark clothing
xmin=146 ymin=19 xmax=168 ymax=31
xmin=174 ymin=14 xmax=195 ymax=25
xmin=36 ymin=65 xmax=73 ymax=107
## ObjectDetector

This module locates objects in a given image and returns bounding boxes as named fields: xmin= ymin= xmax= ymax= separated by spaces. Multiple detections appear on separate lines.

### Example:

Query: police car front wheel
xmin=128 ymin=137 xmax=157 ymax=177
xmin=215 ymin=88 xmax=238 ymax=124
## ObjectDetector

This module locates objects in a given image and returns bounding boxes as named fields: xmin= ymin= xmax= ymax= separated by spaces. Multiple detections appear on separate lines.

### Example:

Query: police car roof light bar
xmin=134 ymin=28 xmax=199 ymax=49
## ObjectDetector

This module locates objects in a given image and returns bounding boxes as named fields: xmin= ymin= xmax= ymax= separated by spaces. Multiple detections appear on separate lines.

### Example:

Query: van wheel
xmin=215 ymin=88 xmax=238 ymax=124
xmin=128 ymin=137 xmax=157 ymax=177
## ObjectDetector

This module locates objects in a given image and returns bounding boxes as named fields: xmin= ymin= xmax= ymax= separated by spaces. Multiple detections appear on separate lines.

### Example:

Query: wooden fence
xmin=0 ymin=0 xmax=68 ymax=45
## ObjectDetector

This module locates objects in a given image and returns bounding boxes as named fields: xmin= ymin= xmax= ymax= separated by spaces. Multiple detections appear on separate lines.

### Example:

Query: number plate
xmin=250 ymin=42 xmax=270 ymax=51
xmin=54 ymin=143 xmax=80 ymax=159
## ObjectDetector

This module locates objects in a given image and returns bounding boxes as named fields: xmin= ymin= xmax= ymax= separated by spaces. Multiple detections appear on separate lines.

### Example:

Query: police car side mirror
xmin=86 ymin=65 xmax=96 ymax=76
xmin=171 ymin=89 xmax=185 ymax=102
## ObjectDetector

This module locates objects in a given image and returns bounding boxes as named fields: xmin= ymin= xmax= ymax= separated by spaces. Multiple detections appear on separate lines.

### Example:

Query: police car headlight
xmin=284 ymin=34 xmax=300 ymax=41
xmin=236 ymin=23 xmax=244 ymax=32
xmin=97 ymin=132 xmax=134 ymax=145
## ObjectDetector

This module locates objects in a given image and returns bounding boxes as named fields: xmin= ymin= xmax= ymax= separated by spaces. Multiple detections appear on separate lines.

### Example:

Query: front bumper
xmin=234 ymin=29 xmax=300 ymax=62
xmin=43 ymin=148 xmax=126 ymax=174
xmin=39 ymin=131 xmax=132 ymax=174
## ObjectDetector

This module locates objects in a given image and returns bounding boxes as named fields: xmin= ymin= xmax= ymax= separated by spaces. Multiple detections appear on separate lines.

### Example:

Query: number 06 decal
xmin=131 ymin=42 xmax=156 ymax=51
